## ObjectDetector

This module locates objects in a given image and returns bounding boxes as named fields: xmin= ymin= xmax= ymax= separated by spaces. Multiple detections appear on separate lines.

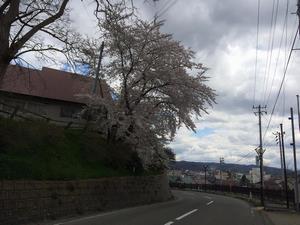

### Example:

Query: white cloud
xmin=20 ymin=0 xmax=300 ymax=169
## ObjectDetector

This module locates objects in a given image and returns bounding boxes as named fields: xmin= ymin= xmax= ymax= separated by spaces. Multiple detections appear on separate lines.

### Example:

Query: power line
xmin=231 ymin=152 xmax=254 ymax=164
xmin=262 ymin=28 xmax=298 ymax=143
xmin=156 ymin=0 xmax=178 ymax=19
xmin=261 ymin=0 xmax=276 ymax=104
xmin=155 ymin=0 xmax=171 ymax=15
xmin=281 ymin=0 xmax=289 ymax=123
xmin=253 ymin=0 xmax=261 ymax=106
xmin=281 ymin=77 xmax=286 ymax=123
xmin=262 ymin=0 xmax=280 ymax=105
xmin=265 ymin=0 xmax=289 ymax=106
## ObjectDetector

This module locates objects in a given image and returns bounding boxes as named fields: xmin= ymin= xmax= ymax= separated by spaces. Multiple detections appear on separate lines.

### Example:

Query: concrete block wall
xmin=0 ymin=174 xmax=172 ymax=225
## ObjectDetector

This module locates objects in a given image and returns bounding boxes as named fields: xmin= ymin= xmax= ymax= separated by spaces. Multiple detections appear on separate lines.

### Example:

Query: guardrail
xmin=170 ymin=182 xmax=295 ymax=206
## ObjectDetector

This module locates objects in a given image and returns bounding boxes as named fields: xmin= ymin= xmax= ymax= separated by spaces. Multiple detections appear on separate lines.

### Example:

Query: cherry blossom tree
xmin=78 ymin=8 xmax=216 ymax=168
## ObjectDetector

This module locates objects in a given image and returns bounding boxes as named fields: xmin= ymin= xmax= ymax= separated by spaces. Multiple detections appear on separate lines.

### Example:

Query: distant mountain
xmin=169 ymin=160 xmax=292 ymax=176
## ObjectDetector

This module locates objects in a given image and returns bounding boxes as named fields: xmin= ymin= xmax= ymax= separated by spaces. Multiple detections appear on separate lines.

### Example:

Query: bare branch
xmin=0 ymin=0 xmax=11 ymax=16
xmin=14 ymin=46 xmax=64 ymax=59
xmin=10 ymin=0 xmax=70 ymax=55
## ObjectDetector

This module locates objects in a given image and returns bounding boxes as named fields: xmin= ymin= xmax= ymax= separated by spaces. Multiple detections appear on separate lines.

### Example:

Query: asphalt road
xmin=50 ymin=190 xmax=269 ymax=225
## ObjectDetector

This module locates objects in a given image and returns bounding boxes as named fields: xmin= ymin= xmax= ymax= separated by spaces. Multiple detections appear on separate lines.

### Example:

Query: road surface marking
xmin=51 ymin=210 xmax=123 ymax=225
xmin=206 ymin=201 xmax=214 ymax=206
xmin=175 ymin=209 xmax=198 ymax=220
xmin=204 ymin=196 xmax=212 ymax=200
xmin=164 ymin=221 xmax=174 ymax=225
xmin=250 ymin=208 xmax=254 ymax=216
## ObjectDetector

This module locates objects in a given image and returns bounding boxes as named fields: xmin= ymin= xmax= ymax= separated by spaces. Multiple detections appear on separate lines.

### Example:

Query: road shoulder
xmin=261 ymin=210 xmax=300 ymax=225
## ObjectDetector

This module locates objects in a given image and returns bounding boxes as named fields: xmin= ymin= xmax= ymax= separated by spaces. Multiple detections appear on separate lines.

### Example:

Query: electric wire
xmin=224 ymin=152 xmax=257 ymax=173
xmin=265 ymin=0 xmax=289 ymax=106
xmin=263 ymin=3 xmax=294 ymax=149
xmin=231 ymin=152 xmax=254 ymax=164
xmin=281 ymin=0 xmax=289 ymax=124
xmin=155 ymin=0 xmax=171 ymax=15
xmin=261 ymin=0 xmax=276 ymax=104
xmin=253 ymin=0 xmax=261 ymax=106
xmin=156 ymin=0 xmax=178 ymax=19
xmin=262 ymin=28 xmax=298 ymax=144
xmin=263 ymin=0 xmax=280 ymax=105
xmin=281 ymin=79 xmax=286 ymax=122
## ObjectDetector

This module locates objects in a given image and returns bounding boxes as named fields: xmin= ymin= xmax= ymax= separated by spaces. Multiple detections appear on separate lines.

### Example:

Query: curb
xmin=258 ymin=210 xmax=275 ymax=225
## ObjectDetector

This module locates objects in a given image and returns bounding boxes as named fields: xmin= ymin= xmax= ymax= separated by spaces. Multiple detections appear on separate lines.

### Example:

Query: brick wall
xmin=0 ymin=174 xmax=172 ymax=225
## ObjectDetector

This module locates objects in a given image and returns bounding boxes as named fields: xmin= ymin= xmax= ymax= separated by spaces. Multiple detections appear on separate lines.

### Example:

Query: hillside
xmin=170 ymin=160 xmax=292 ymax=176
xmin=0 ymin=117 xmax=144 ymax=180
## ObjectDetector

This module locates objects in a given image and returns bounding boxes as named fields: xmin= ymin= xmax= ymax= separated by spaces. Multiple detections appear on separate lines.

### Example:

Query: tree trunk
xmin=107 ymin=124 xmax=118 ymax=143
xmin=0 ymin=60 xmax=8 ymax=86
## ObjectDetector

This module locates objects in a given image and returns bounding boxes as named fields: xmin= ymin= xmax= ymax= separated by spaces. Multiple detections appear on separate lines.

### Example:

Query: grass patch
xmin=0 ymin=117 xmax=143 ymax=180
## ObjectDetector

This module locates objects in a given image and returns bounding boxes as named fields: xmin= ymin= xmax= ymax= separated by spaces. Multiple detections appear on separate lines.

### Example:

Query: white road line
xmin=250 ymin=208 xmax=254 ymax=216
xmin=206 ymin=201 xmax=214 ymax=206
xmin=164 ymin=221 xmax=174 ymax=225
xmin=51 ymin=210 xmax=122 ymax=225
xmin=204 ymin=196 xmax=212 ymax=200
xmin=175 ymin=209 xmax=198 ymax=221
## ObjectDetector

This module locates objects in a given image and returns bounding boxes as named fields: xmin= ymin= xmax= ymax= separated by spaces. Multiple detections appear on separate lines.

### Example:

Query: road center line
xmin=175 ymin=209 xmax=198 ymax=220
xmin=164 ymin=221 xmax=174 ymax=225
xmin=206 ymin=201 xmax=214 ymax=206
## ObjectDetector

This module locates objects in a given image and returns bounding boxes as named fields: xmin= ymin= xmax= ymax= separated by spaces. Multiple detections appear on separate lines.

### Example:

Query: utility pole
xmin=92 ymin=41 xmax=105 ymax=96
xmin=83 ymin=41 xmax=105 ymax=131
xmin=274 ymin=132 xmax=284 ymax=178
xmin=280 ymin=123 xmax=290 ymax=209
xmin=220 ymin=157 xmax=224 ymax=186
xmin=253 ymin=105 xmax=267 ymax=207
xmin=204 ymin=165 xmax=208 ymax=192
xmin=289 ymin=107 xmax=299 ymax=211
xmin=297 ymin=0 xmax=300 ymax=36
xmin=297 ymin=95 xmax=300 ymax=132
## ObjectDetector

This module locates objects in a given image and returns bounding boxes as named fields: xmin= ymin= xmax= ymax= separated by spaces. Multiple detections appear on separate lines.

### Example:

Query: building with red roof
xmin=0 ymin=65 xmax=109 ymax=123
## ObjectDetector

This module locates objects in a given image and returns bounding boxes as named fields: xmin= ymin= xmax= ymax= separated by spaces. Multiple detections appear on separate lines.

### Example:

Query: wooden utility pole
xmin=220 ymin=157 xmax=224 ymax=186
xmin=297 ymin=0 xmax=300 ymax=36
xmin=297 ymin=95 xmax=300 ymax=132
xmin=274 ymin=132 xmax=284 ymax=178
xmin=92 ymin=41 xmax=105 ymax=96
xmin=84 ymin=41 xmax=105 ymax=132
xmin=289 ymin=107 xmax=299 ymax=211
xmin=253 ymin=105 xmax=267 ymax=207
xmin=280 ymin=123 xmax=290 ymax=209
xmin=204 ymin=165 xmax=208 ymax=192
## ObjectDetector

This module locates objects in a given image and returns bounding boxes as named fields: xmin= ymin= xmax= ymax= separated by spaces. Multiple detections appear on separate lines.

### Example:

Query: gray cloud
xmin=21 ymin=0 xmax=300 ymax=168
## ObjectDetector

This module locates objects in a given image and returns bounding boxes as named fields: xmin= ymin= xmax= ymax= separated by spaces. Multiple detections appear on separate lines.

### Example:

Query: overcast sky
xmin=25 ymin=0 xmax=300 ymax=168
xmin=133 ymin=0 xmax=300 ymax=169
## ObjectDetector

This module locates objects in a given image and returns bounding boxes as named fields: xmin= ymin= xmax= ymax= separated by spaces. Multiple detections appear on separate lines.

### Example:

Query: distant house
xmin=0 ymin=65 xmax=110 ymax=123
xmin=248 ymin=167 xmax=271 ymax=184
xmin=264 ymin=178 xmax=282 ymax=190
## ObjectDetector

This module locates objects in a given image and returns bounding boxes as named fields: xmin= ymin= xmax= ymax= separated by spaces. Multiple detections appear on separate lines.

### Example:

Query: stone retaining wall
xmin=0 ymin=174 xmax=172 ymax=225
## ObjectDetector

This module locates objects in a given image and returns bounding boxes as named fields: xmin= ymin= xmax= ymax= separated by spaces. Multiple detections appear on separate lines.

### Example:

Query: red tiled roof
xmin=0 ymin=65 xmax=110 ymax=104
